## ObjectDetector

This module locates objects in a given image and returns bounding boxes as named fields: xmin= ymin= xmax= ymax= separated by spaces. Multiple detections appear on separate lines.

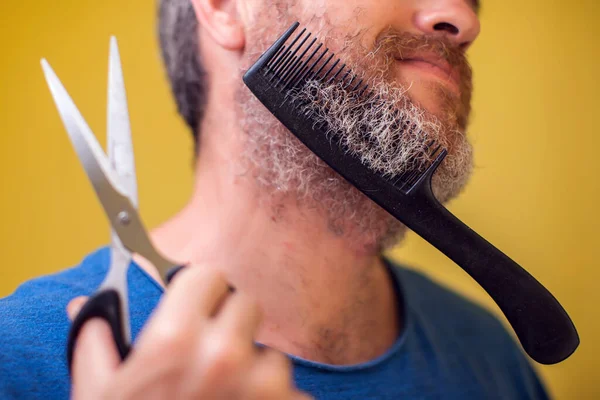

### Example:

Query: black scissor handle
xmin=67 ymin=289 xmax=131 ymax=372
xmin=66 ymin=265 xmax=186 ymax=372
xmin=165 ymin=265 xmax=186 ymax=284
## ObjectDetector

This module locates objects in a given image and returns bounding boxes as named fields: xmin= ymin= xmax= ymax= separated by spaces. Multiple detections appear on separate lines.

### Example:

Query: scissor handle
xmin=66 ymin=265 xmax=187 ymax=372
xmin=66 ymin=264 xmax=233 ymax=373
xmin=67 ymin=289 xmax=131 ymax=372
xmin=166 ymin=265 xmax=186 ymax=283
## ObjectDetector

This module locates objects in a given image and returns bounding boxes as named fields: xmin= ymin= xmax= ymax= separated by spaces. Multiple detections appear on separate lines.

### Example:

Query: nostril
xmin=434 ymin=22 xmax=460 ymax=35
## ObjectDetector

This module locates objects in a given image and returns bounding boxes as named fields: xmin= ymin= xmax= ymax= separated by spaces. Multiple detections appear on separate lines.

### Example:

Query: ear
xmin=190 ymin=0 xmax=245 ymax=51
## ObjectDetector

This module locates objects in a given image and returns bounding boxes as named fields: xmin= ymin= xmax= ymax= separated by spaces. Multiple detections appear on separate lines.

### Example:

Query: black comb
xmin=243 ymin=22 xmax=579 ymax=365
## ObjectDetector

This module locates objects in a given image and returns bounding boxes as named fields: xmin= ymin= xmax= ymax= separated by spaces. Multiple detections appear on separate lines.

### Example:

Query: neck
xmin=145 ymin=95 xmax=401 ymax=365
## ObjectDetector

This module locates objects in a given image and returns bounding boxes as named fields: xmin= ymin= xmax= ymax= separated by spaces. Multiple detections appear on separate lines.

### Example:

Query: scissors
xmin=41 ymin=38 xmax=185 ymax=371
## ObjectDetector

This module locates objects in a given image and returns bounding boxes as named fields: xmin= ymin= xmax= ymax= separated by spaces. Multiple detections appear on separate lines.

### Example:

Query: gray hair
xmin=158 ymin=0 xmax=205 ymax=148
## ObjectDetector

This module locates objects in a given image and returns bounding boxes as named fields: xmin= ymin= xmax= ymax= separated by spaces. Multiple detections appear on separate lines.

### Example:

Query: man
xmin=0 ymin=0 xmax=549 ymax=398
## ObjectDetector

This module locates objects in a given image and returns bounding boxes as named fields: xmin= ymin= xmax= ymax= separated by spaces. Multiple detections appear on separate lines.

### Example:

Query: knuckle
xmin=266 ymin=349 xmax=293 ymax=370
xmin=203 ymin=334 xmax=250 ymax=376
xmin=151 ymin=324 xmax=190 ymax=355
xmin=230 ymin=294 xmax=262 ymax=322
xmin=252 ymin=378 xmax=290 ymax=399
xmin=249 ymin=351 xmax=294 ymax=398
xmin=269 ymin=369 xmax=290 ymax=388
xmin=192 ymin=266 xmax=227 ymax=286
xmin=169 ymin=265 xmax=226 ymax=294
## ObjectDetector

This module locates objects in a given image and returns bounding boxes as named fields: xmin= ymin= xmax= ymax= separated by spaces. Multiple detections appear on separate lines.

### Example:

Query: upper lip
xmin=397 ymin=53 xmax=460 ymax=88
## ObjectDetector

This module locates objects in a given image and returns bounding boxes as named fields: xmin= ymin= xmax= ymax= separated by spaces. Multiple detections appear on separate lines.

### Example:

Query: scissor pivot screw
xmin=118 ymin=211 xmax=131 ymax=225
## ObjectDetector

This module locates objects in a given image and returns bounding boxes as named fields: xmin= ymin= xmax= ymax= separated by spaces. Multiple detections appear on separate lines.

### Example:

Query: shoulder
xmin=386 ymin=259 xmax=549 ymax=399
xmin=392 ymin=263 xmax=504 ymax=338
xmin=0 ymin=248 xmax=110 ymax=399
xmin=0 ymin=247 xmax=110 ymax=316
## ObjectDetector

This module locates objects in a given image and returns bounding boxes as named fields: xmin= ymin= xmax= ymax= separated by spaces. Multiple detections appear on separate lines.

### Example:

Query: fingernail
xmin=66 ymin=297 xmax=87 ymax=320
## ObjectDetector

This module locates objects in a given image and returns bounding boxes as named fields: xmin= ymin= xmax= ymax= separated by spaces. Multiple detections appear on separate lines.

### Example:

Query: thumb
xmin=67 ymin=298 xmax=121 ymax=394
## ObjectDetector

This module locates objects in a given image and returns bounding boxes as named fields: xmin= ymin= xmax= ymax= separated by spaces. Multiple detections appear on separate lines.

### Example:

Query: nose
xmin=413 ymin=1 xmax=480 ymax=50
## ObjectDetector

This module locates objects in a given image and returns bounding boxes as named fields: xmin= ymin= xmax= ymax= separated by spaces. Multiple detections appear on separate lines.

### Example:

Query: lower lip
xmin=398 ymin=59 xmax=460 ymax=93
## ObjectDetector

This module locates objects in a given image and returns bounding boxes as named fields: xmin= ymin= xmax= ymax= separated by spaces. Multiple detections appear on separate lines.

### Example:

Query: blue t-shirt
xmin=0 ymin=248 xmax=548 ymax=399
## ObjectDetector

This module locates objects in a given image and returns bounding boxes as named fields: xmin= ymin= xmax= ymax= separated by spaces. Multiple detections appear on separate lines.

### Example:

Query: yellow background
xmin=1 ymin=0 xmax=598 ymax=398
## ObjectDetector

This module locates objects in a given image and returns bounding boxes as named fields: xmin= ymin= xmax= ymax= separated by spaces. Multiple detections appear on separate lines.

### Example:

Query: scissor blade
xmin=41 ymin=58 xmax=178 ymax=284
xmin=106 ymin=38 xmax=135 ymax=341
xmin=41 ymin=59 xmax=127 ymax=198
xmin=108 ymin=37 xmax=138 ymax=208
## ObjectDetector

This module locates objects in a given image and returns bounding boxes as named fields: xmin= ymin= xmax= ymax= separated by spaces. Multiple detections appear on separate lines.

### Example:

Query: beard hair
xmin=234 ymin=19 xmax=474 ymax=254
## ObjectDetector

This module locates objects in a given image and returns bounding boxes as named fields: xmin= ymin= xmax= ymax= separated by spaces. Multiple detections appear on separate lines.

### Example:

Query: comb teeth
xmin=262 ymin=25 xmax=370 ymax=97
xmin=246 ymin=22 xmax=446 ymax=194
xmin=393 ymin=140 xmax=443 ymax=191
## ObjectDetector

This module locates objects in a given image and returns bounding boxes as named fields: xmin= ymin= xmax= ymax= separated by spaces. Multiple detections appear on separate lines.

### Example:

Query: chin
xmin=402 ymin=80 xmax=456 ymax=116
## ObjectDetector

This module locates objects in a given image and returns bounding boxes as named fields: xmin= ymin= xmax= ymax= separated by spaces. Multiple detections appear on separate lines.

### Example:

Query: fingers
xmin=195 ymin=289 xmax=263 ymax=390
xmin=70 ymin=316 xmax=121 ymax=396
xmin=136 ymin=266 xmax=231 ymax=348
xmin=217 ymin=292 xmax=263 ymax=339
xmin=252 ymin=351 xmax=314 ymax=400
xmin=293 ymin=392 xmax=315 ymax=400
xmin=164 ymin=265 xmax=231 ymax=318
xmin=67 ymin=297 xmax=121 ymax=386
xmin=64 ymin=272 xmax=313 ymax=400
xmin=244 ymin=349 xmax=298 ymax=399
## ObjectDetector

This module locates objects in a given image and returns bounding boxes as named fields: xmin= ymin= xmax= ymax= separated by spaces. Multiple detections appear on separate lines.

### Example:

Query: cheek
xmin=258 ymin=0 xmax=417 ymax=61
xmin=296 ymin=0 xmax=413 ymax=41
xmin=335 ymin=1 xmax=416 ymax=35
xmin=298 ymin=0 xmax=363 ymax=23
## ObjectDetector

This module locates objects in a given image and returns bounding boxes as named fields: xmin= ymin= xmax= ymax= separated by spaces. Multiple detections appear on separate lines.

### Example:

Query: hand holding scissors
xmin=41 ymin=38 xmax=185 ymax=368
xmin=66 ymin=266 xmax=310 ymax=400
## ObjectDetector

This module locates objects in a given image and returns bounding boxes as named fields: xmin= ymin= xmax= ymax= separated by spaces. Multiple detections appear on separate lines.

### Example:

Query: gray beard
xmin=234 ymin=23 xmax=473 ymax=254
